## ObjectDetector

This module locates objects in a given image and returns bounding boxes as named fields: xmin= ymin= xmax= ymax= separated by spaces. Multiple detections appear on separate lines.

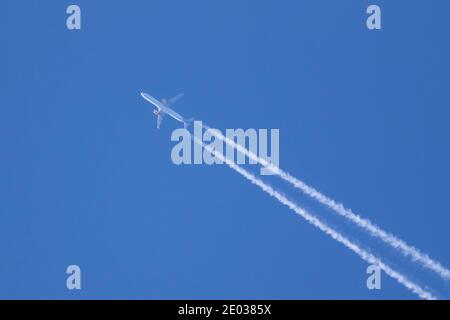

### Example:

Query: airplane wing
xmin=164 ymin=93 xmax=184 ymax=107
xmin=157 ymin=113 xmax=165 ymax=129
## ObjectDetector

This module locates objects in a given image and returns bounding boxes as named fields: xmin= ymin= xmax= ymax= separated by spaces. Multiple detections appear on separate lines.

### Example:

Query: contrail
xmin=192 ymin=133 xmax=437 ymax=300
xmin=202 ymin=123 xmax=450 ymax=282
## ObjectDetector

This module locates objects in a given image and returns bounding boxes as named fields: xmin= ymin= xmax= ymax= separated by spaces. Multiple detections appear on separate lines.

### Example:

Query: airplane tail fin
xmin=183 ymin=117 xmax=194 ymax=129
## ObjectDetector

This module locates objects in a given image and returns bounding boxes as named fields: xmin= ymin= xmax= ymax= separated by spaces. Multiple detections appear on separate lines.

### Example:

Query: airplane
xmin=140 ymin=92 xmax=193 ymax=129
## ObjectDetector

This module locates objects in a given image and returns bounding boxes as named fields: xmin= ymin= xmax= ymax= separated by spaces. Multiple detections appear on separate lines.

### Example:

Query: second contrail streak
xmin=202 ymin=124 xmax=450 ymax=282
xmin=192 ymin=133 xmax=437 ymax=300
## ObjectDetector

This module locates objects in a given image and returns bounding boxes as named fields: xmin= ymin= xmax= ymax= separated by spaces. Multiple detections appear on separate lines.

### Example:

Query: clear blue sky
xmin=1 ymin=0 xmax=450 ymax=299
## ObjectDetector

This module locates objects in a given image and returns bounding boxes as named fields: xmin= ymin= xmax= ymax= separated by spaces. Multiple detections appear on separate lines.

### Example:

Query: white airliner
xmin=140 ymin=92 xmax=193 ymax=129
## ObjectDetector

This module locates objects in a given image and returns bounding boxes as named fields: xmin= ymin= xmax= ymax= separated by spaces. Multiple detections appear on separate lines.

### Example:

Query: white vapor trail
xmin=203 ymin=124 xmax=450 ymax=282
xmin=192 ymin=133 xmax=437 ymax=300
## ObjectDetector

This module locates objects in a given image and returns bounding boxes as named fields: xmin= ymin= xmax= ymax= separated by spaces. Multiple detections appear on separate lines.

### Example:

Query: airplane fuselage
xmin=158 ymin=105 xmax=184 ymax=123
xmin=141 ymin=92 xmax=185 ymax=123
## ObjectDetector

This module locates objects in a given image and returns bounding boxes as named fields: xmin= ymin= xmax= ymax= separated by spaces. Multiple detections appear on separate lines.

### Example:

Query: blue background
xmin=1 ymin=0 xmax=449 ymax=299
